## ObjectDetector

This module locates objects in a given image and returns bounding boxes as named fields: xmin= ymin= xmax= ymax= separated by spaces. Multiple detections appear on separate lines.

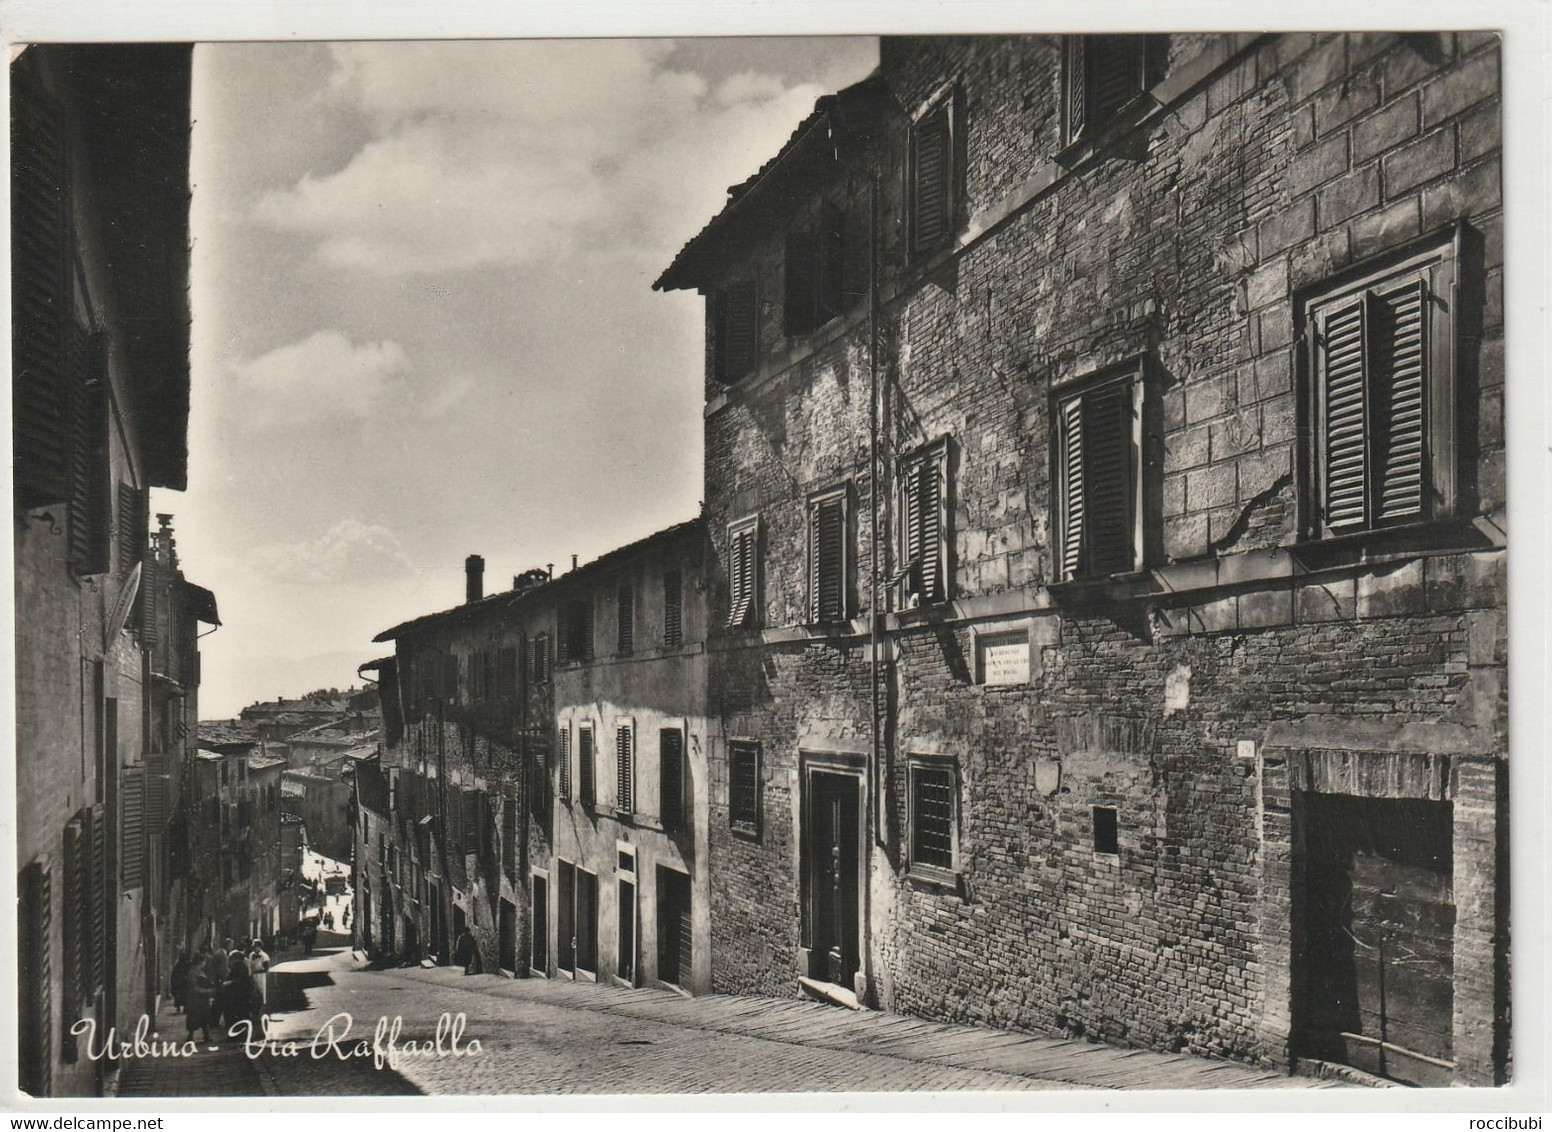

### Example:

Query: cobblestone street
xmin=112 ymin=946 xmax=1348 ymax=1096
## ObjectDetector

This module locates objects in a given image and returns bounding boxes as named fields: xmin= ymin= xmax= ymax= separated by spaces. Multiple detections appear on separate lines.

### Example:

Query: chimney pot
xmin=465 ymin=555 xmax=485 ymax=603
xmin=570 ymin=554 xmax=578 ymax=572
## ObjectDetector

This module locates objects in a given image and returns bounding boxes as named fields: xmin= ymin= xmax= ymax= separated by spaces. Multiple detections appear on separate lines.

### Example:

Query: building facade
xmin=12 ymin=45 xmax=212 ymax=1097
xmin=187 ymin=749 xmax=284 ymax=946
xmin=655 ymin=33 xmax=1505 ymax=1085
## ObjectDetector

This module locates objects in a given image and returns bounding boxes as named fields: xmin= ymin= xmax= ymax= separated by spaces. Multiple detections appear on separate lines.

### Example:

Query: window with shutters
xmin=68 ymin=328 xmax=111 ymax=578
xmin=1052 ymin=362 xmax=1145 ymax=583
xmin=558 ymin=724 xmax=572 ymax=803
xmin=784 ymin=203 xmax=847 ymax=337
xmin=578 ymin=723 xmax=596 ymax=808
xmin=1303 ymin=241 xmax=1458 ymax=537
xmin=18 ymin=858 xmax=53 ymax=1095
xmin=897 ymin=439 xmax=950 ymax=608
xmin=560 ymin=599 xmax=593 ymax=664
xmin=122 ymin=764 xmax=145 ymax=888
xmin=497 ymin=646 xmax=518 ymax=701
xmin=807 ymin=484 xmax=850 ymax=624
xmin=713 ymin=280 xmax=759 ymax=383
xmin=615 ymin=723 xmax=634 ymax=814
xmin=116 ymin=482 xmax=147 ymax=579
xmin=531 ymin=633 xmax=550 ymax=684
xmin=662 ymin=570 xmax=682 ymax=648
xmin=660 ymin=727 xmax=687 ymax=833
xmin=616 ymin=584 xmax=634 ymax=654
xmin=1062 ymin=35 xmax=1154 ymax=149
xmin=907 ymin=757 xmax=959 ymax=883
xmin=729 ymin=740 xmax=760 ymax=837
xmin=727 ymin=516 xmax=760 ymax=629
xmin=908 ymin=87 xmax=959 ymax=259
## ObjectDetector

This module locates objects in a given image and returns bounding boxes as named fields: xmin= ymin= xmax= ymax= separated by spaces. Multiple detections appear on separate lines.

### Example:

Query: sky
xmin=169 ymin=37 xmax=879 ymax=719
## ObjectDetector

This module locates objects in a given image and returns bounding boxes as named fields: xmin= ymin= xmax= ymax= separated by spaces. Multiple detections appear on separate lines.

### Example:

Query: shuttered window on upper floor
xmin=1063 ymin=35 xmax=1151 ymax=148
xmin=1306 ymin=241 xmax=1457 ymax=537
xmin=663 ymin=570 xmax=682 ymax=648
xmin=713 ymin=280 xmax=758 ymax=383
xmin=557 ymin=724 xmax=572 ymax=803
xmin=615 ymin=724 xmax=634 ymax=814
xmin=660 ymin=727 xmax=686 ymax=833
xmin=727 ymin=517 xmax=759 ymax=629
xmin=784 ymin=203 xmax=848 ymax=338
xmin=1054 ymin=364 xmax=1144 ymax=582
xmin=908 ymin=89 xmax=957 ymax=259
xmin=67 ymin=327 xmax=111 ymax=578
xmin=729 ymin=740 xmax=760 ymax=836
xmin=807 ymin=485 xmax=850 ymax=624
xmin=898 ymin=439 xmax=950 ymax=608
xmin=578 ymin=724 xmax=596 ymax=807
xmin=617 ymin=584 xmax=634 ymax=654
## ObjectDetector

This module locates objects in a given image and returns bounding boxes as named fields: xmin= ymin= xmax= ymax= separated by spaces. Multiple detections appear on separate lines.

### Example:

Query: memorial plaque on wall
xmin=978 ymin=630 xmax=1030 ymax=686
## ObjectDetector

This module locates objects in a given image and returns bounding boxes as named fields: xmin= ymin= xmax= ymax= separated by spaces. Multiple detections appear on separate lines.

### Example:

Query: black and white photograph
xmin=6 ymin=2 xmax=1541 ymax=1110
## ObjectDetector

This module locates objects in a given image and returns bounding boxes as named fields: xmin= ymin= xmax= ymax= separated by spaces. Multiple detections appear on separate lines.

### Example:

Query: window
xmin=713 ymin=280 xmax=758 ymax=383
xmin=808 ymin=485 xmax=850 ymax=623
xmin=616 ymin=585 xmax=634 ymax=654
xmin=531 ymin=633 xmax=549 ymax=684
xmin=660 ymin=727 xmax=686 ymax=833
xmin=897 ymin=439 xmax=950 ymax=607
xmin=727 ymin=516 xmax=759 ymax=629
xmin=617 ymin=873 xmax=636 ymax=984
xmin=1093 ymin=805 xmax=1119 ymax=855
xmin=615 ymin=723 xmax=634 ymax=814
xmin=908 ymin=758 xmax=958 ymax=879
xmin=558 ymin=724 xmax=572 ymax=803
xmin=663 ymin=570 xmax=682 ymax=648
xmin=656 ymin=865 xmax=693 ymax=988
xmin=908 ymin=89 xmax=958 ymax=259
xmin=560 ymin=599 xmax=593 ymax=664
xmin=729 ymin=740 xmax=760 ymax=836
xmin=1305 ymin=241 xmax=1457 ymax=536
xmin=116 ymin=482 xmax=146 ymax=578
xmin=497 ymin=647 xmax=518 ymax=700
xmin=784 ymin=204 xmax=846 ymax=337
xmin=1063 ymin=35 xmax=1151 ymax=148
xmin=578 ymin=723 xmax=596 ymax=807
xmin=1053 ymin=362 xmax=1144 ymax=582
xmin=67 ymin=329 xmax=111 ymax=577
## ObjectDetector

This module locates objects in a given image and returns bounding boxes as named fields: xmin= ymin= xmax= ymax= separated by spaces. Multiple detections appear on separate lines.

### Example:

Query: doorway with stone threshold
xmin=798 ymin=752 xmax=866 ymax=1007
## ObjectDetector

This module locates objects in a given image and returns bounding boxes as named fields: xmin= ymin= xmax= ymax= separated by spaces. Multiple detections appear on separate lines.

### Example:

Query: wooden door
xmin=805 ymin=771 xmax=860 ymax=989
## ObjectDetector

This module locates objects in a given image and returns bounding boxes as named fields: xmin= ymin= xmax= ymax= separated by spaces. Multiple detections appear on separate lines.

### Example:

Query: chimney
xmin=465 ymin=555 xmax=485 ymax=603
xmin=570 ymin=554 xmax=578 ymax=572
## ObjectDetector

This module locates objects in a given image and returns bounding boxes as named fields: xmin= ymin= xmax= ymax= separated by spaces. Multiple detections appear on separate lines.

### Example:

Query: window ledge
xmin=905 ymin=864 xmax=961 ymax=893
xmin=729 ymin=819 xmax=760 ymax=842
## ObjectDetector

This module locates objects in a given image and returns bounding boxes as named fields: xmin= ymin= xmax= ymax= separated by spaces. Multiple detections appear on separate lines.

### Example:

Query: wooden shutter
xmin=117 ymin=483 xmax=147 ymax=576
xmin=121 ymin=764 xmax=145 ymax=888
xmin=1064 ymin=37 xmax=1088 ymax=143
xmin=903 ymin=462 xmax=923 ymax=595
xmin=911 ymin=98 xmax=952 ymax=256
xmin=1082 ymin=383 xmax=1136 ymax=576
xmin=18 ymin=859 xmax=53 ymax=1095
xmin=502 ymin=796 xmax=517 ymax=877
xmin=918 ymin=459 xmax=943 ymax=601
xmin=88 ymin=803 xmax=106 ymax=996
xmin=660 ymin=728 xmax=685 ymax=831
xmin=579 ymin=727 xmax=595 ymax=806
xmin=461 ymin=788 xmax=480 ymax=856
xmin=818 ymin=203 xmax=847 ymax=324
xmin=558 ymin=726 xmax=571 ymax=801
xmin=1321 ymin=298 xmax=1369 ymax=531
xmin=663 ymin=571 xmax=682 ymax=648
xmin=617 ymin=586 xmax=634 ymax=653
xmin=1059 ymin=397 xmax=1086 ymax=580
xmin=1371 ymin=281 xmax=1428 ymax=522
xmin=68 ymin=330 xmax=110 ymax=576
xmin=784 ymin=228 xmax=818 ymax=337
xmin=12 ymin=73 xmax=71 ymax=510
xmin=729 ymin=527 xmax=756 ymax=628
xmin=1090 ymin=36 xmax=1145 ymax=123
xmin=810 ymin=495 xmax=846 ymax=622
xmin=616 ymin=726 xmax=633 ymax=812
xmin=718 ymin=282 xmax=758 ymax=382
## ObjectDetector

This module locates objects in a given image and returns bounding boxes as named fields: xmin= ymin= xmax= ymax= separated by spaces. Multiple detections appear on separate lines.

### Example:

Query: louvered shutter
xmin=660 ymin=729 xmax=685 ymax=831
xmin=818 ymin=203 xmax=847 ymax=324
xmin=461 ymin=788 xmax=480 ymax=856
xmin=903 ymin=463 xmax=924 ymax=597
xmin=19 ymin=859 xmax=53 ymax=1096
xmin=677 ymin=886 xmax=694 ymax=982
xmin=1090 ymin=36 xmax=1145 ymax=123
xmin=68 ymin=331 xmax=110 ymax=576
xmin=558 ymin=727 xmax=571 ymax=801
xmin=911 ymin=99 xmax=952 ymax=256
xmin=579 ymin=727 xmax=595 ymax=806
xmin=1059 ymin=397 xmax=1086 ymax=580
xmin=12 ymin=75 xmax=71 ymax=510
xmin=784 ymin=228 xmax=818 ymax=336
xmin=616 ymin=726 xmax=633 ymax=812
xmin=917 ymin=460 xmax=943 ymax=601
xmin=663 ymin=571 xmax=682 ymax=647
xmin=88 ymin=803 xmax=106 ymax=995
xmin=121 ymin=764 xmax=145 ymax=888
xmin=1371 ymin=281 xmax=1427 ymax=522
xmin=718 ymin=282 xmax=758 ymax=382
xmin=117 ymin=483 xmax=146 ymax=577
xmin=1064 ymin=37 xmax=1088 ymax=143
xmin=1082 ymin=383 xmax=1136 ymax=576
xmin=810 ymin=496 xmax=846 ymax=622
xmin=729 ymin=527 xmax=756 ymax=628
xmin=1320 ymin=298 xmax=1369 ymax=531
xmin=61 ymin=814 xmax=86 ymax=1021
xmin=617 ymin=586 xmax=634 ymax=653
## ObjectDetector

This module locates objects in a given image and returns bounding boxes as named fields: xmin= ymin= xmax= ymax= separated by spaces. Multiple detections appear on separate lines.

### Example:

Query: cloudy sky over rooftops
xmin=170 ymin=37 xmax=878 ymax=717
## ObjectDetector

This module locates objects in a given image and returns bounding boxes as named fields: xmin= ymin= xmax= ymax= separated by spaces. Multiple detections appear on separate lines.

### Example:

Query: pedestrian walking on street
xmin=248 ymin=940 xmax=271 ymax=1008
xmin=225 ymin=954 xmax=263 ymax=1033
xmin=185 ymin=956 xmax=216 ymax=1043
xmin=170 ymin=948 xmax=191 ymax=1014
xmin=453 ymin=925 xmax=481 ymax=975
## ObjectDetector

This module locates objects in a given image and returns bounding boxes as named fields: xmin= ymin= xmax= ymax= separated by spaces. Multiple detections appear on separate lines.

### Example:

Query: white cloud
xmin=228 ymin=329 xmax=409 ymax=429
xmin=252 ymin=41 xmax=828 ymax=275
xmin=252 ymin=519 xmax=415 ymax=585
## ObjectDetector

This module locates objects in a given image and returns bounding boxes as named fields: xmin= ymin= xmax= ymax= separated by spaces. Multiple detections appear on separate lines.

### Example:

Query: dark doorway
xmin=531 ymin=874 xmax=548 ymax=974
xmin=499 ymin=897 xmax=518 ymax=973
xmin=428 ymin=881 xmax=445 ymax=963
xmin=802 ymin=769 xmax=861 ymax=990
xmin=1296 ymin=793 xmax=1455 ymax=1086
xmin=617 ymin=878 xmax=636 ymax=984
xmin=656 ymin=866 xmax=692 ymax=988
xmin=557 ymin=862 xmax=575 ymax=974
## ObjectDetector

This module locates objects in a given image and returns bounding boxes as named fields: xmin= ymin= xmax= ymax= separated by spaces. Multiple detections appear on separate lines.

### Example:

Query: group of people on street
xmin=169 ymin=938 xmax=271 ymax=1042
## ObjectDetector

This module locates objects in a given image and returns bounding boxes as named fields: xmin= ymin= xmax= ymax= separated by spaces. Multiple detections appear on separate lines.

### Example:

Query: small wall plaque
xmin=978 ymin=630 xmax=1030 ymax=686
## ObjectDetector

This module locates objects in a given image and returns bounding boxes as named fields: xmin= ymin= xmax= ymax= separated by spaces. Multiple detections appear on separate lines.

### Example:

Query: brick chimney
xmin=465 ymin=555 xmax=484 ymax=603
